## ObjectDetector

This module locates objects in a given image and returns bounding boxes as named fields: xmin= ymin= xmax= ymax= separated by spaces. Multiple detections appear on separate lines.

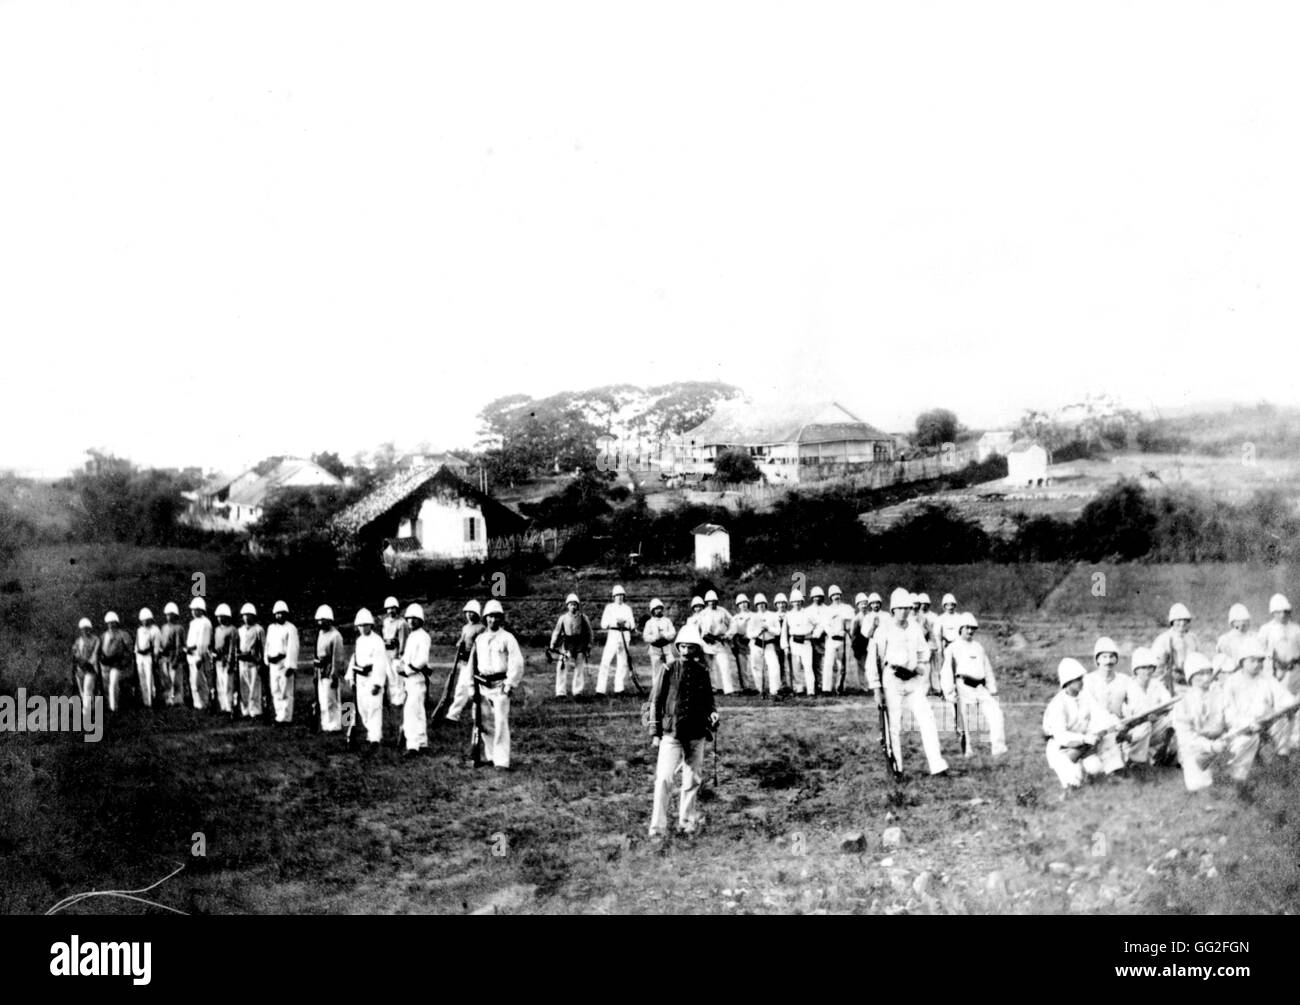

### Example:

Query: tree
xmin=312 ymin=451 xmax=349 ymax=480
xmin=713 ymin=449 xmax=761 ymax=484
xmin=67 ymin=450 xmax=189 ymax=545
xmin=915 ymin=409 xmax=959 ymax=448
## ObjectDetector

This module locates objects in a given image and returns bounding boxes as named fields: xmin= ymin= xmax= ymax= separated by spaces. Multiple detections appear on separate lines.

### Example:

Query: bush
xmin=713 ymin=449 xmax=761 ymax=484
xmin=1075 ymin=479 xmax=1157 ymax=560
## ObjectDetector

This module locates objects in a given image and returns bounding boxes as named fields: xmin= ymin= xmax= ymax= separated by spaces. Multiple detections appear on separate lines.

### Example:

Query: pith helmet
xmin=1185 ymin=652 xmax=1214 ymax=681
xmin=612 ymin=585 xmax=626 ymax=597
xmin=163 ymin=602 xmax=180 ymax=616
xmin=483 ymin=599 xmax=504 ymax=617
xmin=854 ymin=592 xmax=868 ymax=606
xmin=958 ymin=612 xmax=978 ymax=630
xmin=215 ymin=603 xmax=233 ymax=618
xmin=1270 ymin=594 xmax=1291 ymax=614
xmin=675 ymin=623 xmax=704 ymax=648
xmin=354 ymin=608 xmax=374 ymax=627
xmin=1130 ymin=647 xmax=1156 ymax=671
xmin=1228 ymin=603 xmax=1250 ymax=624
xmin=809 ymin=586 xmax=825 ymax=599
xmin=104 ymin=611 xmax=119 ymax=624
xmin=190 ymin=597 xmax=207 ymax=611
xmin=240 ymin=602 xmax=257 ymax=616
xmin=735 ymin=593 xmax=749 ymax=605
xmin=704 ymin=589 xmax=719 ymax=603
xmin=773 ymin=593 xmax=788 ymax=605
xmin=1057 ymin=658 xmax=1086 ymax=687
xmin=273 ymin=600 xmax=289 ymax=615
xmin=1168 ymin=603 xmax=1192 ymax=623
xmin=138 ymin=607 xmax=154 ymax=622
xmin=463 ymin=600 xmax=481 ymax=616
xmin=1237 ymin=639 xmax=1268 ymax=665
xmin=649 ymin=598 xmax=664 ymax=613
xmin=384 ymin=596 xmax=400 ymax=610
xmin=404 ymin=603 xmax=425 ymax=620
xmin=1093 ymin=636 xmax=1119 ymax=659
xmin=315 ymin=605 xmax=334 ymax=621
xmin=753 ymin=593 xmax=768 ymax=606
xmin=889 ymin=588 xmax=911 ymax=611
xmin=78 ymin=617 xmax=93 ymax=630
xmin=566 ymin=593 xmax=580 ymax=605
xmin=942 ymin=593 xmax=957 ymax=607
xmin=690 ymin=596 xmax=704 ymax=609
xmin=788 ymin=589 xmax=804 ymax=604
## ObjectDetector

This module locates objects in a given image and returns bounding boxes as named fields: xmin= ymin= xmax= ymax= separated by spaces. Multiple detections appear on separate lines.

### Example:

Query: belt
xmin=890 ymin=664 xmax=920 ymax=680
xmin=791 ymin=635 xmax=807 ymax=644
xmin=830 ymin=635 xmax=844 ymax=641
xmin=959 ymin=675 xmax=985 ymax=688
xmin=476 ymin=672 xmax=508 ymax=685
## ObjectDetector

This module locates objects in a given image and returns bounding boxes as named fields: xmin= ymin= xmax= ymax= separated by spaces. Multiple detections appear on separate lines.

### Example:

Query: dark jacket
xmin=649 ymin=656 xmax=716 ymax=742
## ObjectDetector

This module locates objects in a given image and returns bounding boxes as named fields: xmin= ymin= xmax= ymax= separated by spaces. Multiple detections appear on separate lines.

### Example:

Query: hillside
xmin=1138 ymin=402 xmax=1300 ymax=458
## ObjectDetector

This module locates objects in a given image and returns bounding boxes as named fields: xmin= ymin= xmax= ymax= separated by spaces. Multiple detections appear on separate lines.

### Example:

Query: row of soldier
xmin=1043 ymin=595 xmax=1300 ymax=796
xmin=72 ymin=596 xmax=524 ymax=768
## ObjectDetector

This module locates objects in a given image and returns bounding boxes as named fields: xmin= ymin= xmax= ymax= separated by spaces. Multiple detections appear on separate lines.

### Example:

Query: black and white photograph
xmin=0 ymin=0 xmax=1295 ymax=959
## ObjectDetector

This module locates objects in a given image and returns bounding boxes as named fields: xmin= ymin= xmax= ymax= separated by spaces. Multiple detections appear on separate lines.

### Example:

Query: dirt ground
xmin=3 ymin=548 xmax=1298 ymax=915
xmin=3 ymin=658 xmax=1297 ymax=916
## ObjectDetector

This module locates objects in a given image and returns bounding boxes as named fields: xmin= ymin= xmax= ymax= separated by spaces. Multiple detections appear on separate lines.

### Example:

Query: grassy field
xmin=3 ymin=544 xmax=1299 ymax=915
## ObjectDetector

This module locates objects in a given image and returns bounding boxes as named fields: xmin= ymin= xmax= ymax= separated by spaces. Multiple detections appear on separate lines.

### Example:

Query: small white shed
xmin=1006 ymin=440 xmax=1049 ymax=486
xmin=692 ymin=523 xmax=731 ymax=570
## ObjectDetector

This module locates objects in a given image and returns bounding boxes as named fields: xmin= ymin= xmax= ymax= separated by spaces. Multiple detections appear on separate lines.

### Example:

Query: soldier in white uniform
xmin=212 ymin=604 xmax=238 ymax=715
xmin=72 ymin=618 xmax=101 ymax=719
xmin=872 ymin=588 xmax=949 ymax=777
xmin=642 ymin=599 xmax=676 ymax=689
xmin=940 ymin=613 xmax=1007 ymax=757
xmin=935 ymin=593 xmax=962 ymax=676
xmin=772 ymin=593 xmax=790 ymax=692
xmin=265 ymin=600 xmax=301 ymax=724
xmin=134 ymin=608 xmax=162 ymax=709
xmin=914 ymin=593 xmax=942 ymax=695
xmin=818 ymin=586 xmax=855 ymax=694
xmin=313 ymin=605 xmax=346 ymax=732
xmin=783 ymin=590 xmax=817 ymax=695
xmin=381 ymin=597 xmax=410 ymax=741
xmin=858 ymin=592 xmax=887 ymax=693
xmin=807 ymin=586 xmax=828 ymax=693
xmin=235 ymin=603 xmax=266 ymax=718
xmin=1083 ymin=636 xmax=1131 ymax=720
xmin=1171 ymin=653 xmax=1230 ymax=792
xmin=1223 ymin=640 xmax=1297 ymax=785
xmin=597 ymin=585 xmax=636 ymax=695
xmin=1042 ymin=657 xmax=1123 ymax=790
xmin=549 ymin=593 xmax=592 ymax=697
xmin=444 ymin=600 xmax=487 ymax=724
xmin=397 ymin=603 xmax=432 ymax=755
xmin=1258 ymin=593 xmax=1300 ymax=749
xmin=728 ymin=594 xmax=756 ymax=693
xmin=347 ymin=608 xmax=388 ymax=750
xmin=747 ymin=594 xmax=782 ymax=697
xmin=696 ymin=590 xmax=737 ymax=696
xmin=98 ymin=612 xmax=134 ymax=713
xmin=1214 ymin=603 xmax=1254 ymax=676
xmin=1151 ymin=602 xmax=1201 ymax=693
xmin=1119 ymin=647 xmax=1175 ymax=767
xmin=468 ymin=599 xmax=526 ymax=769
xmin=185 ymin=597 xmax=214 ymax=711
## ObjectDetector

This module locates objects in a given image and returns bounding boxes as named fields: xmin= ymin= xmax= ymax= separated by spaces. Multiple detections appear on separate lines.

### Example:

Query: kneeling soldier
xmin=647 ymin=623 xmax=719 ymax=841
xmin=1043 ymin=658 xmax=1123 ymax=790
xmin=1171 ymin=653 xmax=1229 ymax=792
xmin=1222 ymin=640 xmax=1298 ymax=786
xmin=1120 ymin=647 xmax=1175 ymax=767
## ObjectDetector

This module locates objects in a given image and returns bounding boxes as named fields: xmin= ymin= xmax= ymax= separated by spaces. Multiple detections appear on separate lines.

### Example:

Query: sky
xmin=2 ymin=1 xmax=1298 ymax=478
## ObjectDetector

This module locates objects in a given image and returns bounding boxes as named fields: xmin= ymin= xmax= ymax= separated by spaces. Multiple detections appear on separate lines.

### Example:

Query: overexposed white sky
xmin=2 ymin=1 xmax=1297 ymax=477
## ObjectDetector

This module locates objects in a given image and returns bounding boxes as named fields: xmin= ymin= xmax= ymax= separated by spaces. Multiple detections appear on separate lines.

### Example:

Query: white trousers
xmin=597 ymin=632 xmax=631 ymax=694
xmin=159 ymin=655 xmax=183 ymax=706
xmin=1174 ymin=732 xmax=1220 ymax=792
xmin=402 ymin=674 xmax=428 ymax=750
xmin=788 ymin=641 xmax=815 ymax=694
xmin=882 ymin=670 xmax=949 ymax=775
xmin=1122 ymin=715 xmax=1173 ymax=765
xmin=318 ymin=676 xmax=342 ymax=731
xmin=76 ymin=669 xmax=98 ymax=719
xmin=555 ymin=651 xmax=588 ymax=696
xmin=955 ymin=682 xmax=1007 ymax=756
xmin=238 ymin=659 xmax=263 ymax=717
xmin=821 ymin=638 xmax=848 ymax=693
xmin=648 ymin=648 xmax=673 ymax=691
xmin=189 ymin=655 xmax=211 ymax=710
xmin=445 ymin=663 xmax=475 ymax=721
xmin=649 ymin=736 xmax=707 ymax=836
xmin=752 ymin=643 xmax=782 ymax=694
xmin=214 ymin=659 xmax=237 ymax=713
xmin=353 ymin=675 xmax=384 ymax=743
xmin=270 ymin=664 xmax=293 ymax=722
xmin=135 ymin=655 xmax=155 ymax=708
xmin=476 ymin=686 xmax=512 ymax=767
xmin=1284 ymin=668 xmax=1300 ymax=748
xmin=1046 ymin=736 xmax=1123 ymax=788
xmin=106 ymin=669 xmax=126 ymax=712
xmin=708 ymin=648 xmax=737 ymax=695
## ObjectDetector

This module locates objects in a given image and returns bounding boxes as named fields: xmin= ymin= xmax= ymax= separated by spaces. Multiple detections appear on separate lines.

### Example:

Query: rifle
xmin=616 ymin=625 xmax=646 ymax=697
xmin=876 ymin=676 xmax=903 ymax=781
xmin=1220 ymin=699 xmax=1300 ymax=743
xmin=467 ymin=647 xmax=485 ymax=765
xmin=1101 ymin=697 xmax=1183 ymax=741
xmin=953 ymin=686 xmax=973 ymax=758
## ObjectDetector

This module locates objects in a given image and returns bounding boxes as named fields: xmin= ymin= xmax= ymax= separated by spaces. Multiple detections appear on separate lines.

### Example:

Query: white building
xmin=332 ymin=464 xmax=527 ymax=571
xmin=693 ymin=523 xmax=731 ymax=570
xmin=190 ymin=457 xmax=343 ymax=531
xmin=1006 ymin=440 xmax=1049 ymax=486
